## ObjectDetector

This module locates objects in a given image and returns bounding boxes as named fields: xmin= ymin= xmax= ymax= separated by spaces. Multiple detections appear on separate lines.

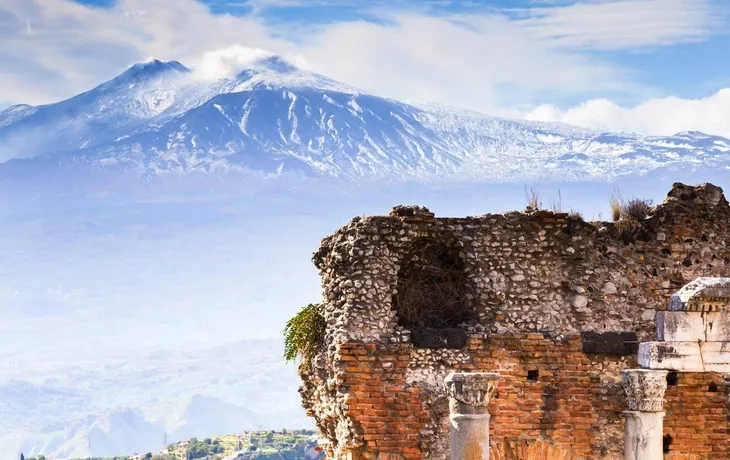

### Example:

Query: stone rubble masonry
xmin=299 ymin=182 xmax=730 ymax=460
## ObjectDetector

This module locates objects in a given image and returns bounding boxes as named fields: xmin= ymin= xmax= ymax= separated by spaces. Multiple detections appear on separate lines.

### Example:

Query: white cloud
xmin=0 ymin=0 xmax=289 ymax=104
xmin=524 ymin=88 xmax=730 ymax=138
xmin=0 ymin=0 xmax=725 ymax=117
xmin=189 ymin=45 xmax=311 ymax=80
xmin=294 ymin=12 xmax=631 ymax=112
xmin=193 ymin=46 xmax=276 ymax=80
xmin=515 ymin=0 xmax=723 ymax=49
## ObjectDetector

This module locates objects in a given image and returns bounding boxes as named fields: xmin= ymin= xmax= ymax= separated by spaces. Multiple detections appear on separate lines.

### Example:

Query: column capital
xmin=444 ymin=372 xmax=499 ymax=414
xmin=621 ymin=369 xmax=669 ymax=412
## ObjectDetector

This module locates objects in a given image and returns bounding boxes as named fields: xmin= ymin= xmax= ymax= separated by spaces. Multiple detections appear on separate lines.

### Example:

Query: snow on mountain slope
xmin=2 ymin=55 xmax=728 ymax=181
xmin=0 ymin=59 xmax=192 ymax=159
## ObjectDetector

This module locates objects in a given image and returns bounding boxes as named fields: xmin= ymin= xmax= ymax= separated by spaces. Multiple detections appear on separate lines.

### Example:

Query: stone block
xmin=638 ymin=341 xmax=730 ymax=372
xmin=656 ymin=311 xmax=730 ymax=342
xmin=638 ymin=342 xmax=702 ymax=371
xmin=699 ymin=341 xmax=730 ymax=372
xmin=581 ymin=331 xmax=638 ymax=355
xmin=410 ymin=328 xmax=467 ymax=349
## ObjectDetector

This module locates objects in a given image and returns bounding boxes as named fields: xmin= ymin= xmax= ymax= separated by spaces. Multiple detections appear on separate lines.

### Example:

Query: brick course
xmin=336 ymin=336 xmax=730 ymax=459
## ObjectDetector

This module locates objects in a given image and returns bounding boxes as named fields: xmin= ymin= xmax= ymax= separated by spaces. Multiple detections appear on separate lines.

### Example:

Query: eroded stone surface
xmin=490 ymin=439 xmax=575 ymax=460
xmin=638 ymin=341 xmax=702 ymax=371
xmin=638 ymin=341 xmax=730 ymax=372
xmin=449 ymin=414 xmax=491 ymax=460
xmin=698 ymin=341 xmax=730 ymax=372
xmin=656 ymin=310 xmax=730 ymax=341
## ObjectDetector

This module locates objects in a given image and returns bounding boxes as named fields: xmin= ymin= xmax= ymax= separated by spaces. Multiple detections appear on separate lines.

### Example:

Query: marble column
xmin=621 ymin=369 xmax=669 ymax=460
xmin=444 ymin=372 xmax=500 ymax=460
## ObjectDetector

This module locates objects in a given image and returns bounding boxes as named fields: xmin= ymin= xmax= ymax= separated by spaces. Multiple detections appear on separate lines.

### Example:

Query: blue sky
xmin=63 ymin=0 xmax=730 ymax=103
xmin=2 ymin=0 xmax=730 ymax=135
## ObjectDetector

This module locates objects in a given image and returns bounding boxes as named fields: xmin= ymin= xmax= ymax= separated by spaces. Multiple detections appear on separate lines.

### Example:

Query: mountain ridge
xmin=1 ymin=55 xmax=730 ymax=181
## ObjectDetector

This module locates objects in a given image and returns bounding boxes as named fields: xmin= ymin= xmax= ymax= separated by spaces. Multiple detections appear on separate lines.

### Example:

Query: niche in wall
xmin=392 ymin=238 xmax=473 ymax=348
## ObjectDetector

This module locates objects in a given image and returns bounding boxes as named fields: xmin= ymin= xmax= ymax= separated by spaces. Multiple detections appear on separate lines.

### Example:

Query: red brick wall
xmin=338 ymin=343 xmax=426 ymax=459
xmin=664 ymin=373 xmax=730 ymax=458
xmin=337 ymin=334 xmax=730 ymax=459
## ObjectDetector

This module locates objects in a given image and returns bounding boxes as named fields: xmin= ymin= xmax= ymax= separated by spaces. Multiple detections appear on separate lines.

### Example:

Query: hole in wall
xmin=527 ymin=370 xmax=539 ymax=381
xmin=709 ymin=382 xmax=718 ymax=392
xmin=663 ymin=435 xmax=672 ymax=453
xmin=392 ymin=238 xmax=473 ymax=328
xmin=666 ymin=371 xmax=678 ymax=386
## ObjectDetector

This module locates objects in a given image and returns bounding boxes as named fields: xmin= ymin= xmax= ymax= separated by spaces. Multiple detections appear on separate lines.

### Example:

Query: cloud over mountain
xmin=525 ymin=88 xmax=730 ymax=139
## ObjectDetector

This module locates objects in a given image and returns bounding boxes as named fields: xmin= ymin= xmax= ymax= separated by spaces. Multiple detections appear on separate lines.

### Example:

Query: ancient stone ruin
xmin=298 ymin=182 xmax=730 ymax=459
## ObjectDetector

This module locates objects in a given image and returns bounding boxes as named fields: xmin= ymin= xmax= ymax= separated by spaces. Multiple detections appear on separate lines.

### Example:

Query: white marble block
xmin=700 ymin=342 xmax=730 ymax=372
xmin=656 ymin=311 xmax=730 ymax=342
xmin=639 ymin=341 xmax=730 ymax=372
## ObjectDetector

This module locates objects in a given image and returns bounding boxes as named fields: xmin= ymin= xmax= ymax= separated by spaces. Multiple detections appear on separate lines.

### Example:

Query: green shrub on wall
xmin=283 ymin=303 xmax=325 ymax=367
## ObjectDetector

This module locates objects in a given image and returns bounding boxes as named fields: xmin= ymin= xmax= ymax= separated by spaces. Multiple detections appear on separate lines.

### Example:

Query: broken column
xmin=621 ymin=369 xmax=669 ymax=460
xmin=444 ymin=372 xmax=499 ymax=460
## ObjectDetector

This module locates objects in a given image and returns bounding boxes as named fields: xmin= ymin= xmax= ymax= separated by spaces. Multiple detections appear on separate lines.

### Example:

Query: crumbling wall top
xmin=311 ymin=182 xmax=730 ymax=344
xmin=661 ymin=182 xmax=728 ymax=211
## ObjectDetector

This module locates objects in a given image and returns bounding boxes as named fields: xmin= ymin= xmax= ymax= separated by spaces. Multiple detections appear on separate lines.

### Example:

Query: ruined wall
xmin=300 ymin=183 xmax=730 ymax=459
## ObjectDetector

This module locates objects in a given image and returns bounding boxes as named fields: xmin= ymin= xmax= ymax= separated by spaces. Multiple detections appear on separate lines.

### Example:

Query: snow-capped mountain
xmin=2 ymin=55 xmax=729 ymax=181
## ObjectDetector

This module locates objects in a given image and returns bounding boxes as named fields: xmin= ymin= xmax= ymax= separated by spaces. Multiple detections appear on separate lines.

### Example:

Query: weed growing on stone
xmin=525 ymin=186 xmax=542 ymax=212
xmin=284 ymin=303 xmax=326 ymax=367
xmin=610 ymin=191 xmax=623 ymax=222
xmin=621 ymin=198 xmax=653 ymax=221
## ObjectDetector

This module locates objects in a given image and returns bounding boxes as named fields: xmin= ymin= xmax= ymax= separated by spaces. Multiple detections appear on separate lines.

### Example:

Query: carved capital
xmin=621 ymin=369 xmax=669 ymax=412
xmin=444 ymin=372 xmax=499 ymax=415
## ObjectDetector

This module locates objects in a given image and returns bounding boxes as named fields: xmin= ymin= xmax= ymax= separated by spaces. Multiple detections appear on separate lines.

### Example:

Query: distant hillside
xmin=22 ymin=429 xmax=323 ymax=460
